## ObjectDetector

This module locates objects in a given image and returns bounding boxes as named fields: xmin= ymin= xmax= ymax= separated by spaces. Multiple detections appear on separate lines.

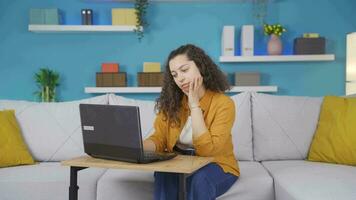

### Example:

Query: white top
xmin=178 ymin=116 xmax=193 ymax=148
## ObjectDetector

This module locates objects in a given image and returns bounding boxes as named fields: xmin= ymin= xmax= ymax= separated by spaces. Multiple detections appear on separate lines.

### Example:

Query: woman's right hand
xmin=188 ymin=76 xmax=203 ymax=108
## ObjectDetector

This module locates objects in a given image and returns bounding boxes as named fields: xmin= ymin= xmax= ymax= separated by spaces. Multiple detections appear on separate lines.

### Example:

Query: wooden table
xmin=61 ymin=155 xmax=213 ymax=200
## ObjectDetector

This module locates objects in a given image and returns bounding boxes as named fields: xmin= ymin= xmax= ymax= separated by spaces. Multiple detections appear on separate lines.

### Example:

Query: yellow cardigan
xmin=148 ymin=90 xmax=240 ymax=177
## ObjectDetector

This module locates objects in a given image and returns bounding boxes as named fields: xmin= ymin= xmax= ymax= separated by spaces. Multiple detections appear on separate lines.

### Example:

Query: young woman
xmin=143 ymin=44 xmax=239 ymax=200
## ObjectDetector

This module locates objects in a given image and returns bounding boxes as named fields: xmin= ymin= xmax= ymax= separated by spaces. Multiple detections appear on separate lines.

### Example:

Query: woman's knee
xmin=190 ymin=170 xmax=215 ymax=191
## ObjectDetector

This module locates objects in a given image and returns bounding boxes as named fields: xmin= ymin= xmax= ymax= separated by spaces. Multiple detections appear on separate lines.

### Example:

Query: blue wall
xmin=0 ymin=0 xmax=355 ymax=101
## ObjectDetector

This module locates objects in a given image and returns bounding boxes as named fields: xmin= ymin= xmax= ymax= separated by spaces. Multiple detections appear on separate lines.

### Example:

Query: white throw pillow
xmin=108 ymin=94 xmax=156 ymax=139
xmin=251 ymin=93 xmax=323 ymax=161
xmin=0 ymin=95 xmax=108 ymax=161
xmin=230 ymin=92 xmax=253 ymax=161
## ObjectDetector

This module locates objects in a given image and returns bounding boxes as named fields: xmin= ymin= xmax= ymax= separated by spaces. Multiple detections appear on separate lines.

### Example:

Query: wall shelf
xmin=82 ymin=0 xmax=272 ymax=2
xmin=85 ymin=86 xmax=278 ymax=94
xmin=219 ymin=54 xmax=335 ymax=63
xmin=28 ymin=25 xmax=141 ymax=33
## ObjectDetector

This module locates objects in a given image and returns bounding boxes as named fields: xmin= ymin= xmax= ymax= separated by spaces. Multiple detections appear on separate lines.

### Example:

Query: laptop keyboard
xmin=143 ymin=151 xmax=177 ymax=161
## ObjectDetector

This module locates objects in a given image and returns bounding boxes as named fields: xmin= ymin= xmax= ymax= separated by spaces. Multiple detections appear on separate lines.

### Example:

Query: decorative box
xmin=30 ymin=8 xmax=60 ymax=25
xmin=137 ymin=72 xmax=164 ymax=87
xmin=96 ymin=72 xmax=127 ymax=87
xmin=102 ymin=63 xmax=119 ymax=73
xmin=111 ymin=8 xmax=137 ymax=26
xmin=235 ymin=72 xmax=260 ymax=86
xmin=143 ymin=62 xmax=161 ymax=72
xmin=294 ymin=37 xmax=325 ymax=55
xmin=45 ymin=8 xmax=60 ymax=25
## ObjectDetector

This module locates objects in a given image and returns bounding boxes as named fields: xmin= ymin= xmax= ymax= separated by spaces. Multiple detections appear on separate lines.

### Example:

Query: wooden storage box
xmin=137 ymin=72 xmax=164 ymax=87
xmin=96 ymin=72 xmax=127 ymax=87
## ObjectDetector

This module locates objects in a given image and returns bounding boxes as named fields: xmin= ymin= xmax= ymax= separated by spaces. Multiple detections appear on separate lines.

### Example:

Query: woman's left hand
xmin=188 ymin=76 xmax=203 ymax=108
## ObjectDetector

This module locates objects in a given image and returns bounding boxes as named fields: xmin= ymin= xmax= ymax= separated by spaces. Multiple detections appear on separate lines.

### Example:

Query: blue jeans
xmin=154 ymin=163 xmax=238 ymax=200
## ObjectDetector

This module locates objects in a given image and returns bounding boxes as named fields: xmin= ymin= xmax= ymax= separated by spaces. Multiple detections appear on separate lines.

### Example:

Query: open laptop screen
xmin=79 ymin=104 xmax=143 ymax=162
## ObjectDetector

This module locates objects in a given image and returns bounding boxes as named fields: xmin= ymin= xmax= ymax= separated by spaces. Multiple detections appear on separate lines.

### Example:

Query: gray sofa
xmin=0 ymin=92 xmax=355 ymax=200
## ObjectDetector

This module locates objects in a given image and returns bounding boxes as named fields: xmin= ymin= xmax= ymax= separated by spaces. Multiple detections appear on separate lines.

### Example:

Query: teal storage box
xmin=45 ymin=9 xmax=60 ymax=25
xmin=30 ymin=9 xmax=45 ymax=24
xmin=29 ymin=8 xmax=60 ymax=25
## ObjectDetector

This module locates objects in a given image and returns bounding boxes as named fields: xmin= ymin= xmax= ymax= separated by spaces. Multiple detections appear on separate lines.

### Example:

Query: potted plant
xmin=134 ymin=0 xmax=149 ymax=41
xmin=263 ymin=23 xmax=287 ymax=55
xmin=34 ymin=68 xmax=60 ymax=102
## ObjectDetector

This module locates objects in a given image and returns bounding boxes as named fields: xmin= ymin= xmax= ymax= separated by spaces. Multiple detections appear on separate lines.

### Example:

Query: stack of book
xmin=96 ymin=63 xmax=127 ymax=87
xmin=294 ymin=33 xmax=325 ymax=54
xmin=138 ymin=62 xmax=163 ymax=87
xmin=111 ymin=8 xmax=138 ymax=26
xmin=29 ymin=8 xmax=61 ymax=25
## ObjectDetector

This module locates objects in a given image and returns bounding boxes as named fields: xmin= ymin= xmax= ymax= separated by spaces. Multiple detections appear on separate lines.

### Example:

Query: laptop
xmin=79 ymin=104 xmax=177 ymax=164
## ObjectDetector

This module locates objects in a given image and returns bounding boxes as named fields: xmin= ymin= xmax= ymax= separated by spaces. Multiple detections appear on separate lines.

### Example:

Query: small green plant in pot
xmin=34 ymin=68 xmax=60 ymax=102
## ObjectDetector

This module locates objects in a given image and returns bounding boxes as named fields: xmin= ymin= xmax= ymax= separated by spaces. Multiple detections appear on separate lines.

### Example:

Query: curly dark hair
xmin=155 ymin=44 xmax=230 ymax=127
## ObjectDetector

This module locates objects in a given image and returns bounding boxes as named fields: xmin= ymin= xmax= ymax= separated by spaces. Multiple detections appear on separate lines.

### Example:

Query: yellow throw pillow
xmin=308 ymin=96 xmax=356 ymax=166
xmin=0 ymin=110 xmax=35 ymax=167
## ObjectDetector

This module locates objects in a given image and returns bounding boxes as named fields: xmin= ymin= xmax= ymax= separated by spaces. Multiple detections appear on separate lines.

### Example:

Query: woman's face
xmin=169 ymin=54 xmax=203 ymax=95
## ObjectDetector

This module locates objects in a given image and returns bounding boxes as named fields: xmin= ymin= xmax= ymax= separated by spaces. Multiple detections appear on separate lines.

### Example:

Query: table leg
xmin=178 ymin=173 xmax=188 ymax=200
xmin=69 ymin=166 xmax=87 ymax=200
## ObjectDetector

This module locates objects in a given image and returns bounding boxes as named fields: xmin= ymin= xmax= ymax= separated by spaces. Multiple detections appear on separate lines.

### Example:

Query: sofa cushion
xmin=0 ymin=110 xmax=34 ymax=167
xmin=262 ymin=160 xmax=356 ymax=200
xmin=96 ymin=161 xmax=274 ymax=200
xmin=218 ymin=161 xmax=274 ymax=200
xmin=108 ymin=94 xmax=156 ymax=139
xmin=0 ymin=162 xmax=107 ymax=200
xmin=0 ymin=95 xmax=108 ymax=161
xmin=308 ymin=96 xmax=356 ymax=166
xmin=230 ymin=92 xmax=253 ymax=161
xmin=251 ymin=93 xmax=323 ymax=161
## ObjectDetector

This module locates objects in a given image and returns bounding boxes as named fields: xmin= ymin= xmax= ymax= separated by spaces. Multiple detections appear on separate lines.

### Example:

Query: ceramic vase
xmin=267 ymin=34 xmax=282 ymax=55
